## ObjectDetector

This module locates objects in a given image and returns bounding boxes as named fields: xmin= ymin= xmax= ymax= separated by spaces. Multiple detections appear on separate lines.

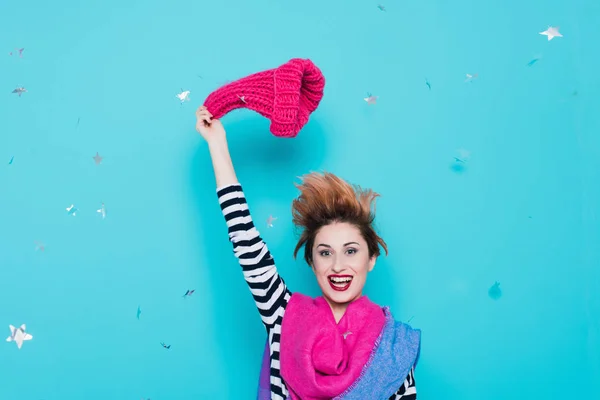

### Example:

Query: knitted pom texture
xmin=203 ymin=58 xmax=325 ymax=138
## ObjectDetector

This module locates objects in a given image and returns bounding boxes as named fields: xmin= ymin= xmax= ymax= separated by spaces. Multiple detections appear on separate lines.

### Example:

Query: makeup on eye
xmin=318 ymin=246 xmax=360 ymax=257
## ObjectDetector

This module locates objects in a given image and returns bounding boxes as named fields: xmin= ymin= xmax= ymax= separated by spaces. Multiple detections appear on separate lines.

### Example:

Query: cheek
xmin=352 ymin=257 xmax=372 ymax=276
xmin=312 ymin=257 xmax=331 ymax=272
xmin=312 ymin=261 xmax=328 ymax=276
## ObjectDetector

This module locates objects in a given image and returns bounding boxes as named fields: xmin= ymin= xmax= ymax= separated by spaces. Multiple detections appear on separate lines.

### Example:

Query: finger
xmin=197 ymin=111 xmax=211 ymax=120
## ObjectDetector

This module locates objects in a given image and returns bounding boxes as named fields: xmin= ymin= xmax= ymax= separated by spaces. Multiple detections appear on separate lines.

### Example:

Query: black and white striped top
xmin=217 ymin=184 xmax=416 ymax=399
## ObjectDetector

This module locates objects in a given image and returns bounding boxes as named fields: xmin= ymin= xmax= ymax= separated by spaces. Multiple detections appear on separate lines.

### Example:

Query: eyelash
xmin=319 ymin=248 xmax=357 ymax=257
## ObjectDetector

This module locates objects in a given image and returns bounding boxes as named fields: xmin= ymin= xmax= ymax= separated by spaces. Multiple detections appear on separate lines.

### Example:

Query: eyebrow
xmin=317 ymin=242 xmax=360 ymax=248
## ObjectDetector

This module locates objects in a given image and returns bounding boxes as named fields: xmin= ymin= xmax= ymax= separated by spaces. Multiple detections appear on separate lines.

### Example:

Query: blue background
xmin=1 ymin=0 xmax=599 ymax=399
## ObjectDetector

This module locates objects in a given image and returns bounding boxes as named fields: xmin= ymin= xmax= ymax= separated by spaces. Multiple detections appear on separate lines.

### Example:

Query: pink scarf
xmin=280 ymin=293 xmax=387 ymax=400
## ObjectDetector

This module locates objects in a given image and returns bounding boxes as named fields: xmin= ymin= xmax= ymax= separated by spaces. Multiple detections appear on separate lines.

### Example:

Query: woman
xmin=196 ymin=106 xmax=421 ymax=400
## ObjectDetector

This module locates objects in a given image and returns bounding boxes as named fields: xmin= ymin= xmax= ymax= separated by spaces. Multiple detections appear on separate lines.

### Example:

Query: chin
xmin=323 ymin=284 xmax=362 ymax=303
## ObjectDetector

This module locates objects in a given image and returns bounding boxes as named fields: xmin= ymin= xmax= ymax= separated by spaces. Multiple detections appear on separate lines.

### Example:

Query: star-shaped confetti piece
xmin=238 ymin=95 xmax=247 ymax=104
xmin=161 ymin=342 xmax=171 ymax=349
xmin=540 ymin=26 xmax=562 ymax=41
xmin=9 ymin=48 xmax=24 ymax=57
xmin=12 ymin=87 xmax=26 ymax=96
xmin=488 ymin=281 xmax=502 ymax=300
xmin=267 ymin=215 xmax=277 ymax=228
xmin=364 ymin=93 xmax=378 ymax=104
xmin=377 ymin=4 xmax=386 ymax=11
xmin=93 ymin=152 xmax=103 ymax=165
xmin=6 ymin=324 xmax=33 ymax=349
xmin=342 ymin=331 xmax=353 ymax=339
xmin=34 ymin=241 xmax=45 ymax=252
xmin=425 ymin=78 xmax=431 ymax=90
xmin=465 ymin=73 xmax=478 ymax=83
xmin=451 ymin=149 xmax=471 ymax=173
xmin=454 ymin=148 xmax=471 ymax=163
xmin=97 ymin=203 xmax=106 ymax=219
xmin=176 ymin=89 xmax=190 ymax=103
xmin=66 ymin=204 xmax=78 ymax=216
xmin=183 ymin=289 xmax=195 ymax=298
xmin=8 ymin=156 xmax=14 ymax=165
xmin=527 ymin=54 xmax=542 ymax=66
xmin=136 ymin=305 xmax=141 ymax=319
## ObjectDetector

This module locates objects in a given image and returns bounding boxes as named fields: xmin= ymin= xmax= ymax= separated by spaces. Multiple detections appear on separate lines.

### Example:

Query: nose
xmin=331 ymin=256 xmax=346 ymax=273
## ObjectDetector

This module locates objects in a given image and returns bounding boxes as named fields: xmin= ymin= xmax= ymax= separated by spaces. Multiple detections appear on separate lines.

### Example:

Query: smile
xmin=328 ymin=275 xmax=353 ymax=292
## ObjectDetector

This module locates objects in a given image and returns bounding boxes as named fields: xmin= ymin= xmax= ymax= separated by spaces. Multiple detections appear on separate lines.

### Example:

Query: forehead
xmin=315 ymin=222 xmax=363 ymax=244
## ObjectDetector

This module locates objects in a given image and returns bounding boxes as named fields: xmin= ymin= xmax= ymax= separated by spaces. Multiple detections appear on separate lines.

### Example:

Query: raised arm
xmin=196 ymin=106 xmax=291 ymax=333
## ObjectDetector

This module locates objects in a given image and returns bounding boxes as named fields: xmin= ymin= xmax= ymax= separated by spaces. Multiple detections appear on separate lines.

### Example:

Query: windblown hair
xmin=292 ymin=171 xmax=388 ymax=266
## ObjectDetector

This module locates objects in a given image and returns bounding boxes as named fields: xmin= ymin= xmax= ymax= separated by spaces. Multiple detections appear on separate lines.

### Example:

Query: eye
xmin=346 ymin=248 xmax=358 ymax=255
xmin=319 ymin=250 xmax=331 ymax=257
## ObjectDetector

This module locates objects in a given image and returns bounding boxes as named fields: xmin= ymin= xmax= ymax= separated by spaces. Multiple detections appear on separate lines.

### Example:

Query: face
xmin=311 ymin=222 xmax=376 ymax=318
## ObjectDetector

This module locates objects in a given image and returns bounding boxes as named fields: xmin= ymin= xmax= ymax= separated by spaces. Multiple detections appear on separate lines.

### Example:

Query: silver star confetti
xmin=8 ymin=156 xmax=14 ymax=165
xmin=465 ymin=73 xmax=478 ymax=83
xmin=451 ymin=149 xmax=471 ymax=173
xmin=425 ymin=78 xmax=431 ymax=90
xmin=377 ymin=4 xmax=386 ymax=11
xmin=93 ymin=152 xmax=103 ymax=165
xmin=454 ymin=148 xmax=471 ymax=163
xmin=527 ymin=54 xmax=542 ymax=66
xmin=136 ymin=306 xmax=141 ymax=319
xmin=34 ymin=241 xmax=45 ymax=252
xmin=488 ymin=281 xmax=502 ymax=300
xmin=9 ymin=48 xmax=24 ymax=57
xmin=238 ymin=95 xmax=247 ymax=103
xmin=342 ymin=331 xmax=353 ymax=339
xmin=364 ymin=93 xmax=378 ymax=104
xmin=6 ymin=324 xmax=33 ymax=349
xmin=66 ymin=204 xmax=78 ymax=216
xmin=267 ymin=215 xmax=277 ymax=228
xmin=540 ymin=26 xmax=562 ymax=41
xmin=176 ymin=89 xmax=190 ymax=103
xmin=12 ymin=87 xmax=26 ymax=96
xmin=97 ymin=203 xmax=106 ymax=219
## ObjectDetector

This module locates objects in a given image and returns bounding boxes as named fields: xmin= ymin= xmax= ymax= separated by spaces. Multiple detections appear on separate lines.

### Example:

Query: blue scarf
xmin=257 ymin=307 xmax=421 ymax=399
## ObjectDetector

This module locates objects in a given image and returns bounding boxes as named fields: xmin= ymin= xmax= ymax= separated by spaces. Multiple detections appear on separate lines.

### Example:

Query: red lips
xmin=328 ymin=274 xmax=353 ymax=292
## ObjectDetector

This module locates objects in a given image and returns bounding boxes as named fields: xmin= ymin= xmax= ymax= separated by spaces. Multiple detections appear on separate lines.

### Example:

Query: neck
xmin=332 ymin=306 xmax=347 ymax=324
xmin=325 ymin=294 xmax=362 ymax=323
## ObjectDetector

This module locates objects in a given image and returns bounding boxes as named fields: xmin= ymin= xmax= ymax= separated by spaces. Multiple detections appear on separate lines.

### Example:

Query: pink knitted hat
xmin=203 ymin=58 xmax=325 ymax=138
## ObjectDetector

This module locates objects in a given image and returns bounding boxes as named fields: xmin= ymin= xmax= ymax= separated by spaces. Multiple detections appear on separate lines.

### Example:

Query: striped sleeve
xmin=389 ymin=368 xmax=416 ymax=399
xmin=216 ymin=183 xmax=292 ymax=333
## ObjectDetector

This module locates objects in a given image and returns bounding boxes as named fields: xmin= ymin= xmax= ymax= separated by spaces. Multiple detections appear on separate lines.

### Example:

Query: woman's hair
xmin=291 ymin=171 xmax=388 ymax=266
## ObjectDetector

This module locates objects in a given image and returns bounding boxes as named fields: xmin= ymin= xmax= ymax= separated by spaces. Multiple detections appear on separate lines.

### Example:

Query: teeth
xmin=330 ymin=277 xmax=352 ymax=283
